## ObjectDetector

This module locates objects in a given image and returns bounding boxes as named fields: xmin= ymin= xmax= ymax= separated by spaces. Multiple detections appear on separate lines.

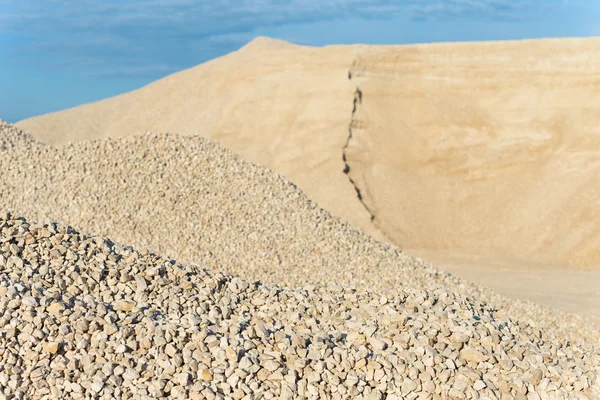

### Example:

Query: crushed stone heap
xmin=0 ymin=119 xmax=38 ymax=152
xmin=1 ymin=121 xmax=599 ymax=398
xmin=0 ymin=122 xmax=598 ymax=345
xmin=0 ymin=212 xmax=599 ymax=400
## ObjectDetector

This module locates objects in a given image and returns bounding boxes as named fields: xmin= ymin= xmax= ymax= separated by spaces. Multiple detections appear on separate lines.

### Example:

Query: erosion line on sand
xmin=342 ymin=83 xmax=375 ymax=222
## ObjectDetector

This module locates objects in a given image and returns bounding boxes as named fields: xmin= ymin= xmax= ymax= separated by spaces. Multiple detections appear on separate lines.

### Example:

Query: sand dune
xmin=17 ymin=37 xmax=600 ymax=274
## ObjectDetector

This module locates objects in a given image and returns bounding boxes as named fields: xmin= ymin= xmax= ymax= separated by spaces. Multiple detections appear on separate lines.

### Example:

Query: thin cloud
xmin=412 ymin=0 xmax=564 ymax=21
xmin=0 ymin=0 xmax=567 ymax=77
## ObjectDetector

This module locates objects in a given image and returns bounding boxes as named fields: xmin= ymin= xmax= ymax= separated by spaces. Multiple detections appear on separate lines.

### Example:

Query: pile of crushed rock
xmin=1 ymin=213 xmax=598 ymax=399
xmin=0 ymin=120 xmax=598 ymax=398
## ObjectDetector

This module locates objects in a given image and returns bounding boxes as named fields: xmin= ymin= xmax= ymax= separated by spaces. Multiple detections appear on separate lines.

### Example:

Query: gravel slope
xmin=1 ymin=213 xmax=599 ymax=399
xmin=0 ymin=120 xmax=599 ymax=399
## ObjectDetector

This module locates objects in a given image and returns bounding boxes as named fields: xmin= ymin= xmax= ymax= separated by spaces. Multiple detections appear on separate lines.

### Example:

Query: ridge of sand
xmin=15 ymin=37 xmax=600 ymax=272
xmin=241 ymin=35 xmax=301 ymax=51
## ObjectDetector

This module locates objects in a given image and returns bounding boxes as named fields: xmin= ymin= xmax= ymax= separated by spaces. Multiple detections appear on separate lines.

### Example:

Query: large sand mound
xmin=16 ymin=37 xmax=600 ymax=272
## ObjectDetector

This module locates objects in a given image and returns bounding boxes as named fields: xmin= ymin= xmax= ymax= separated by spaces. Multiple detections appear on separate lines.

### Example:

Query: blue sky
xmin=1 ymin=0 xmax=598 ymax=122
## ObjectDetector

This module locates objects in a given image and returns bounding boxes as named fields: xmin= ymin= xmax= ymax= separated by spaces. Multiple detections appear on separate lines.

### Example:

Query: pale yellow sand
xmin=16 ymin=37 xmax=600 ymax=320
xmin=408 ymin=250 xmax=600 ymax=324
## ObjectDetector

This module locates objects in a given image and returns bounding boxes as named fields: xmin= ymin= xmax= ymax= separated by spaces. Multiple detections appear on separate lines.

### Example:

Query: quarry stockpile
xmin=0 ymin=214 xmax=598 ymax=399
xmin=0 ymin=120 xmax=599 ymax=398
xmin=0 ymin=120 xmax=597 ymax=340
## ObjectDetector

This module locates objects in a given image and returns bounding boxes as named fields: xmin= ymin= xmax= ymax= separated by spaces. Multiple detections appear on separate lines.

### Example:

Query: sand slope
xmin=348 ymin=39 xmax=600 ymax=269
xmin=17 ymin=37 xmax=600 ymax=272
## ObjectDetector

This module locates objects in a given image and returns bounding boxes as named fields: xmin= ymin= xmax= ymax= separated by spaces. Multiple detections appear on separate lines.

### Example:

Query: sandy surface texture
xmin=15 ymin=37 xmax=600 ymax=318
xmin=407 ymin=250 xmax=600 ymax=325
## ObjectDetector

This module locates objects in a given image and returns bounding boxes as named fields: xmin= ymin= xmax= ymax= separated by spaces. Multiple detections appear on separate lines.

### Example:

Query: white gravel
xmin=0 ymin=119 xmax=598 ymax=399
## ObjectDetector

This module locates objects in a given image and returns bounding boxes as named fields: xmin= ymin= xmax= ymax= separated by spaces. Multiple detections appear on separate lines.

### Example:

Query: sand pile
xmin=15 ymin=37 xmax=600 ymax=271
xmin=1 ymin=213 xmax=599 ymax=400
xmin=0 ymin=121 xmax=598 ymax=338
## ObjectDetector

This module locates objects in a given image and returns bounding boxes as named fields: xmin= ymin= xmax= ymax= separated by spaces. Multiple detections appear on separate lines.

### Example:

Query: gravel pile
xmin=0 ymin=120 xmax=599 ymax=398
xmin=1 ymin=213 xmax=599 ymax=400
xmin=0 ymin=120 xmax=38 ymax=152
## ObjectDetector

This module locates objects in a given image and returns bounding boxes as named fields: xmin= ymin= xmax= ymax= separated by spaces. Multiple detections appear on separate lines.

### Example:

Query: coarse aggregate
xmin=0 ymin=120 xmax=598 ymax=399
